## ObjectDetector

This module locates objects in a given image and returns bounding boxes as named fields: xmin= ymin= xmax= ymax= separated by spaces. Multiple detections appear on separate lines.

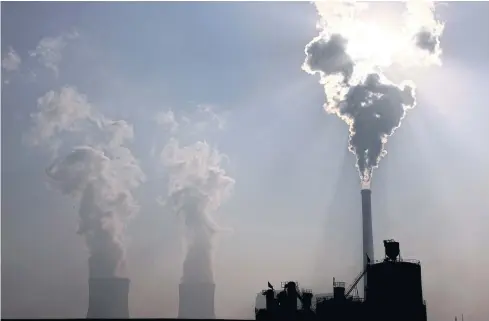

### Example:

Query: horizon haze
xmin=2 ymin=2 xmax=489 ymax=320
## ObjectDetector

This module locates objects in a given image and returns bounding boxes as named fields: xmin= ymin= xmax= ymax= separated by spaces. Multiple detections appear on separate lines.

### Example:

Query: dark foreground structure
xmin=254 ymin=240 xmax=427 ymax=321
xmin=87 ymin=277 xmax=130 ymax=318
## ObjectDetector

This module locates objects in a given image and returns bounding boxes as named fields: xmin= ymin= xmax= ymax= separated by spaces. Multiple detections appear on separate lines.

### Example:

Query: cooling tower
xmin=86 ymin=277 xmax=130 ymax=319
xmin=361 ymin=189 xmax=374 ymax=297
xmin=178 ymin=283 xmax=216 ymax=319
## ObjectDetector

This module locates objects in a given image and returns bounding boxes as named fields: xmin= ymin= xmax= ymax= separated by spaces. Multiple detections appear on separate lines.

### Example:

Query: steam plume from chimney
xmin=161 ymin=138 xmax=235 ymax=283
xmin=27 ymin=86 xmax=145 ymax=277
xmin=303 ymin=1 xmax=444 ymax=186
xmin=156 ymin=108 xmax=234 ymax=284
xmin=46 ymin=144 xmax=143 ymax=277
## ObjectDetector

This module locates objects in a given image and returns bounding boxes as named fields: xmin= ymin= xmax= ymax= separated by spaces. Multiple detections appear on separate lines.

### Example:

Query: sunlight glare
xmin=314 ymin=0 xmax=444 ymax=84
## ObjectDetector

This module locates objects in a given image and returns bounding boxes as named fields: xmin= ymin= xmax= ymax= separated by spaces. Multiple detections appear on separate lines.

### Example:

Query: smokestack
xmin=178 ymin=283 xmax=216 ymax=319
xmin=87 ymin=277 xmax=130 ymax=319
xmin=361 ymin=189 xmax=374 ymax=298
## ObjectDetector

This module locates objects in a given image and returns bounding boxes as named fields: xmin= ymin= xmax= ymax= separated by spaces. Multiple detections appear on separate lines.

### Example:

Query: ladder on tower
xmin=345 ymin=265 xmax=367 ymax=297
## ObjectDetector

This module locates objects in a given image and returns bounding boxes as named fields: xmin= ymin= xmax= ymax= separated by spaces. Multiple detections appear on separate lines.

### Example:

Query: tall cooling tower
xmin=178 ymin=283 xmax=216 ymax=319
xmin=361 ymin=189 xmax=374 ymax=297
xmin=87 ymin=277 xmax=130 ymax=319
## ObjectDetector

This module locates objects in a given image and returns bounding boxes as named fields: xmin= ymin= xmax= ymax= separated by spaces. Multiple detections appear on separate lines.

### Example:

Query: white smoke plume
xmin=157 ymin=109 xmax=234 ymax=284
xmin=303 ymin=0 xmax=444 ymax=187
xmin=155 ymin=104 xmax=226 ymax=135
xmin=26 ymin=87 xmax=95 ymax=154
xmin=27 ymin=86 xmax=145 ymax=277
xmin=2 ymin=47 xmax=21 ymax=72
xmin=29 ymin=30 xmax=79 ymax=77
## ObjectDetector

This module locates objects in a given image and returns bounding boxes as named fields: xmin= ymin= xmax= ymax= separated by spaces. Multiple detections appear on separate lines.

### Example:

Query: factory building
xmin=365 ymin=240 xmax=426 ymax=321
xmin=254 ymin=239 xmax=427 ymax=321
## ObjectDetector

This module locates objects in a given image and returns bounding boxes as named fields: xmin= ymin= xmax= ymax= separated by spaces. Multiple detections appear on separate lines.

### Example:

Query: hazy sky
xmin=2 ymin=1 xmax=489 ymax=320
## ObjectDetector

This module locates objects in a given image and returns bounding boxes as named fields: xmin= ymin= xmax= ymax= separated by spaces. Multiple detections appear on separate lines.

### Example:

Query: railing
xmin=316 ymin=295 xmax=365 ymax=304
xmin=370 ymin=258 xmax=421 ymax=265
xmin=280 ymin=281 xmax=300 ymax=288
xmin=345 ymin=267 xmax=366 ymax=296
xmin=333 ymin=281 xmax=346 ymax=288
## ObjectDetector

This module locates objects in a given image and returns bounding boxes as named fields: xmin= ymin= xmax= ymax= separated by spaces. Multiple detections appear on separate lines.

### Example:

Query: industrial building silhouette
xmin=254 ymin=239 xmax=427 ymax=321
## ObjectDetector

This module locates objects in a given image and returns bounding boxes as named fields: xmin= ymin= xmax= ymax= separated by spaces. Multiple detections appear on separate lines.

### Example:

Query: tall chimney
xmin=361 ymin=189 xmax=374 ymax=298
xmin=178 ymin=283 xmax=216 ymax=319
xmin=87 ymin=277 xmax=130 ymax=319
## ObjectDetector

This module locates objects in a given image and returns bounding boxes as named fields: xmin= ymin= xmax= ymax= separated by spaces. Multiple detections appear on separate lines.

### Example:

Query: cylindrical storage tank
xmin=178 ymin=283 xmax=216 ymax=319
xmin=285 ymin=282 xmax=298 ymax=312
xmin=301 ymin=293 xmax=313 ymax=310
xmin=264 ymin=289 xmax=276 ymax=312
xmin=87 ymin=277 xmax=130 ymax=319
xmin=333 ymin=286 xmax=345 ymax=299
xmin=366 ymin=261 xmax=423 ymax=304
xmin=384 ymin=240 xmax=400 ymax=261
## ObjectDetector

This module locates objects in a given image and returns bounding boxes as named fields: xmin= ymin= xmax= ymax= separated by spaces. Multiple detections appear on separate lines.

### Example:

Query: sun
xmin=314 ymin=1 xmax=443 ymax=85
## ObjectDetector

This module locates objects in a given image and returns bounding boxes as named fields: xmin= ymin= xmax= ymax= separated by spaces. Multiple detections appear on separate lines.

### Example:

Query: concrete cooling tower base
xmin=178 ymin=283 xmax=216 ymax=319
xmin=87 ymin=277 xmax=130 ymax=319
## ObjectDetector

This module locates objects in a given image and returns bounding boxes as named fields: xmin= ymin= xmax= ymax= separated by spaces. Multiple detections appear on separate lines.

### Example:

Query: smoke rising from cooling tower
xmin=303 ymin=1 xmax=444 ymax=186
xmin=27 ymin=86 xmax=145 ymax=277
xmin=157 ymin=108 xmax=234 ymax=284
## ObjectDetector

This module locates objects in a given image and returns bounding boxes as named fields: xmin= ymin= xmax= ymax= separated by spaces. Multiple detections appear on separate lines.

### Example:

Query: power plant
xmin=86 ymin=277 xmax=130 ymax=319
xmin=253 ymin=189 xmax=427 ymax=321
xmin=80 ymin=187 xmax=428 ymax=321
xmin=254 ymin=239 xmax=427 ymax=321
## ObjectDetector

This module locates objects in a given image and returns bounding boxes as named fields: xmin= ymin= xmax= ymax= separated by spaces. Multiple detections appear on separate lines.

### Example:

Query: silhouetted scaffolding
xmin=255 ymin=240 xmax=427 ymax=321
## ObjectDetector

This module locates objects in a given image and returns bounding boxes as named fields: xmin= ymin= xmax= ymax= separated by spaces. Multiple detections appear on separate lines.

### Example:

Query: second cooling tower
xmin=86 ymin=277 xmax=130 ymax=319
xmin=178 ymin=283 xmax=216 ymax=319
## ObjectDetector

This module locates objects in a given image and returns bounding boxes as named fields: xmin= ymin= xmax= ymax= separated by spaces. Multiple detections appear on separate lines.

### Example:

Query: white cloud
xmin=29 ymin=30 xmax=79 ymax=77
xmin=2 ymin=47 xmax=21 ymax=72
xmin=155 ymin=105 xmax=226 ymax=138
xmin=156 ymin=110 xmax=179 ymax=133
xmin=197 ymin=104 xmax=226 ymax=130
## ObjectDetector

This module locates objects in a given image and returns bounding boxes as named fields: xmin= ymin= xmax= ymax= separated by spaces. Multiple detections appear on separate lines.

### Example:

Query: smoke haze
xmin=3 ymin=2 xmax=489 ymax=320
xmin=303 ymin=0 xmax=444 ymax=185
xmin=28 ymin=86 xmax=145 ymax=277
